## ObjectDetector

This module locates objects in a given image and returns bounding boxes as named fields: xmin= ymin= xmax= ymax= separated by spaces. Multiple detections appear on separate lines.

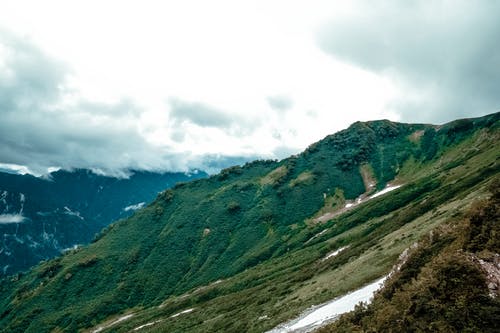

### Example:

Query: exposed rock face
xmin=472 ymin=253 xmax=500 ymax=297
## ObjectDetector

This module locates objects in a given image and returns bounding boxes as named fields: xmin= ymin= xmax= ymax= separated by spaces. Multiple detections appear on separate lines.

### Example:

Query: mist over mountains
xmin=0 ymin=112 xmax=498 ymax=332
xmin=0 ymin=168 xmax=207 ymax=276
xmin=2 ymin=2 xmax=500 ymax=331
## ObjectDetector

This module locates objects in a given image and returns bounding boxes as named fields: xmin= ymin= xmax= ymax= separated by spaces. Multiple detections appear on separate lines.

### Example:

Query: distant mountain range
xmin=0 ymin=169 xmax=207 ymax=276
xmin=0 ymin=112 xmax=498 ymax=332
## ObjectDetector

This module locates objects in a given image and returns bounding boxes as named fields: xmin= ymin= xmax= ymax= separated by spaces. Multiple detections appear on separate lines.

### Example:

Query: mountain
xmin=0 ymin=169 xmax=207 ymax=276
xmin=319 ymin=183 xmax=500 ymax=332
xmin=0 ymin=113 xmax=498 ymax=332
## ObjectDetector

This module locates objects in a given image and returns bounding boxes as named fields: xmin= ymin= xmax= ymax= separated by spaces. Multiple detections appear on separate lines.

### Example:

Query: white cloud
xmin=267 ymin=95 xmax=293 ymax=112
xmin=317 ymin=0 xmax=500 ymax=123
xmin=0 ymin=1 xmax=493 ymax=175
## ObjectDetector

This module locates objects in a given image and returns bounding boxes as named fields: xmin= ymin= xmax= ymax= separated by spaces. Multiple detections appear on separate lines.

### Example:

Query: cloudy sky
xmin=0 ymin=0 xmax=498 ymax=175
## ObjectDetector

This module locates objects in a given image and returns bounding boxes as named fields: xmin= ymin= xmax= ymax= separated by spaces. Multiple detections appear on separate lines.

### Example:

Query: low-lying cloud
xmin=0 ymin=32 xmax=272 ymax=176
xmin=267 ymin=95 xmax=293 ymax=112
xmin=0 ymin=31 xmax=260 ymax=176
xmin=2 ymin=1 xmax=497 ymax=177
xmin=169 ymin=98 xmax=234 ymax=128
xmin=0 ymin=31 xmax=188 ymax=175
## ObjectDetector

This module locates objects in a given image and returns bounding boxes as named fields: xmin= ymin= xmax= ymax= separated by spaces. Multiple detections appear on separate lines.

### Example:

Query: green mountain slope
xmin=319 ymin=182 xmax=500 ymax=333
xmin=0 ymin=112 xmax=498 ymax=333
xmin=0 ymin=169 xmax=207 ymax=276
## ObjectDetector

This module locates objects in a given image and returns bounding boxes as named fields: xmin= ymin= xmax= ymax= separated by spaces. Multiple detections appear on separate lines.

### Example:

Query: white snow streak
xmin=133 ymin=319 xmax=164 ymax=331
xmin=170 ymin=308 xmax=194 ymax=318
xmin=0 ymin=214 xmax=25 ymax=224
xmin=321 ymin=246 xmax=348 ymax=261
xmin=91 ymin=314 xmax=134 ymax=333
xmin=61 ymin=244 xmax=80 ymax=253
xmin=124 ymin=202 xmax=146 ymax=212
xmin=63 ymin=206 xmax=84 ymax=220
xmin=19 ymin=193 xmax=25 ymax=214
xmin=370 ymin=185 xmax=401 ymax=199
xmin=267 ymin=276 xmax=387 ymax=333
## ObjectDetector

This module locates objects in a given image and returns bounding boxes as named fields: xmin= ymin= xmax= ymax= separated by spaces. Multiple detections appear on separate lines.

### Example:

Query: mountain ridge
xmin=0 ymin=168 xmax=207 ymax=276
xmin=0 ymin=112 xmax=498 ymax=332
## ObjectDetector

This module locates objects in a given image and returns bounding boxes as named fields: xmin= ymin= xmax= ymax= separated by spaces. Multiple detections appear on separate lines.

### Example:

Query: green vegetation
xmin=289 ymin=170 xmax=315 ymax=187
xmin=0 ymin=169 xmax=207 ymax=276
xmin=320 ymin=182 xmax=500 ymax=333
xmin=0 ymin=113 xmax=498 ymax=333
xmin=259 ymin=165 xmax=288 ymax=186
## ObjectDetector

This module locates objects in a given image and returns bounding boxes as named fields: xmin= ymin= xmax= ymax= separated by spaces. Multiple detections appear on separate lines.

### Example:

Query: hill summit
xmin=0 ymin=112 xmax=498 ymax=332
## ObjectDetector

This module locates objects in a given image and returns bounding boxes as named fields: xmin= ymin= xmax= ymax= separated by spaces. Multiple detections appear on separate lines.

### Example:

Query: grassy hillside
xmin=0 ymin=113 xmax=498 ymax=332
xmin=319 ymin=181 xmax=500 ymax=333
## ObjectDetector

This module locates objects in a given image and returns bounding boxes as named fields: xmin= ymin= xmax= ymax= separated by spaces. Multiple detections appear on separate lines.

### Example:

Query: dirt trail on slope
xmin=313 ymin=184 xmax=402 ymax=224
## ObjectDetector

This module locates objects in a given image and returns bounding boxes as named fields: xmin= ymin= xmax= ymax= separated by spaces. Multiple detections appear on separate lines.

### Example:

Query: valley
xmin=0 ymin=169 xmax=206 ymax=276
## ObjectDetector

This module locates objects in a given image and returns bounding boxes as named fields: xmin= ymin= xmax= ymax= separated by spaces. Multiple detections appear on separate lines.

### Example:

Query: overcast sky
xmin=0 ymin=0 xmax=498 ymax=175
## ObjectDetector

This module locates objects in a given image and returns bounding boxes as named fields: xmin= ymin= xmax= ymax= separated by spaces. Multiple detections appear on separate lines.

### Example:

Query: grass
xmin=86 ymin=142 xmax=498 ymax=332
xmin=0 ymin=113 xmax=498 ymax=333
xmin=289 ymin=171 xmax=314 ymax=187
xmin=305 ymin=187 xmax=346 ymax=225
xmin=359 ymin=163 xmax=377 ymax=192
xmin=320 ymin=180 xmax=500 ymax=332
xmin=259 ymin=165 xmax=288 ymax=186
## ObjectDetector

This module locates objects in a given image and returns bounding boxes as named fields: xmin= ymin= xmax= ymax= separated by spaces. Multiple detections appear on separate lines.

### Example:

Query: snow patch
xmin=61 ymin=244 xmax=80 ymax=253
xmin=0 ymin=214 xmax=25 ymax=224
xmin=322 ymin=246 xmax=348 ymax=261
xmin=92 ymin=314 xmax=134 ymax=333
xmin=19 ymin=193 xmax=25 ymax=213
xmin=305 ymin=229 xmax=328 ymax=244
xmin=63 ymin=207 xmax=84 ymax=220
xmin=170 ymin=308 xmax=194 ymax=318
xmin=370 ymin=185 xmax=402 ymax=199
xmin=267 ymin=276 xmax=387 ymax=333
xmin=0 ymin=190 xmax=7 ymax=208
xmin=314 ymin=184 xmax=403 ymax=224
xmin=124 ymin=202 xmax=146 ymax=212
xmin=133 ymin=319 xmax=164 ymax=331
